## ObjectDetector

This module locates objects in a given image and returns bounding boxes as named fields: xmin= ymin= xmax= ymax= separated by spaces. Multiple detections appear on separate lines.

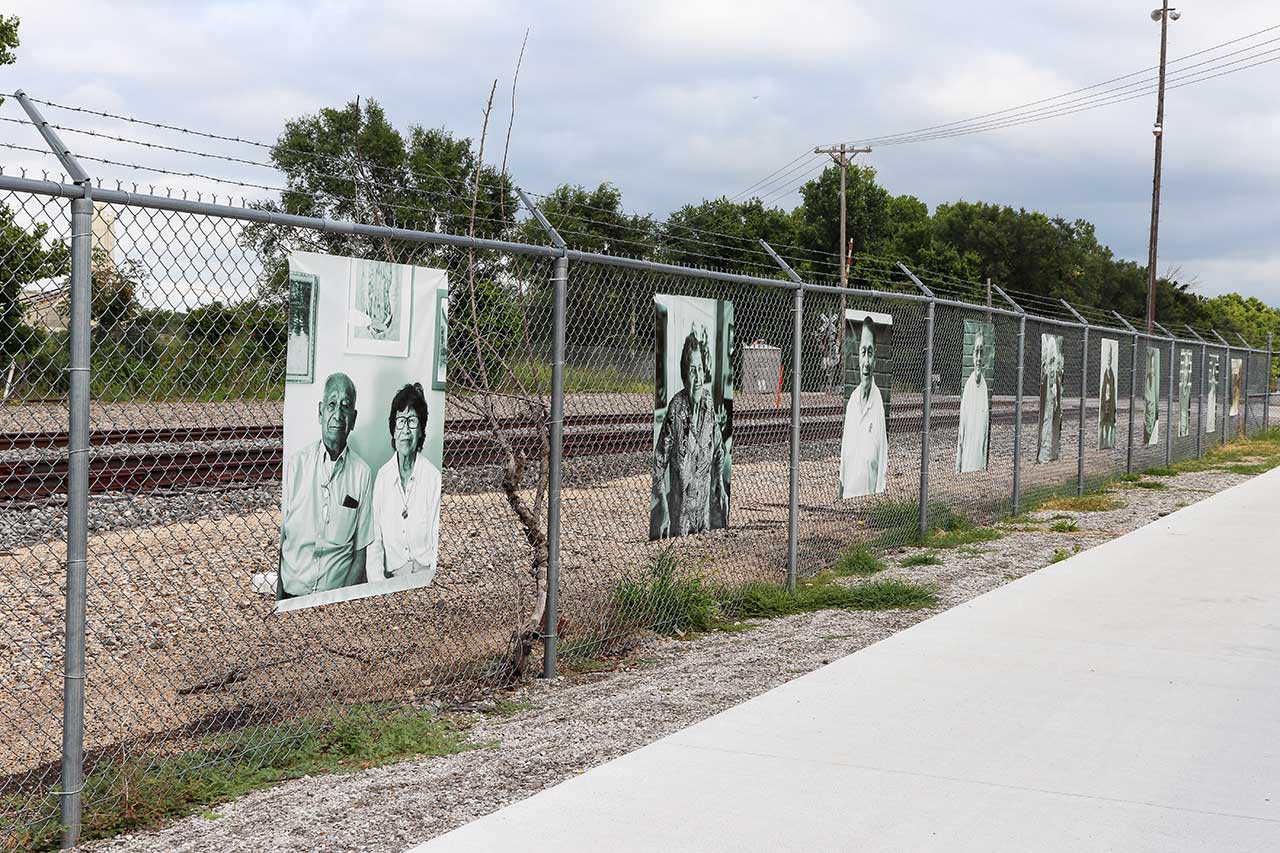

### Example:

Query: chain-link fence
xmin=1 ymin=171 xmax=1277 ymax=849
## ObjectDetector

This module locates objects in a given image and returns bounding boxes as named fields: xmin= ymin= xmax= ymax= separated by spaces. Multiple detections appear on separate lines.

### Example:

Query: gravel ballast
xmin=82 ymin=462 xmax=1258 ymax=853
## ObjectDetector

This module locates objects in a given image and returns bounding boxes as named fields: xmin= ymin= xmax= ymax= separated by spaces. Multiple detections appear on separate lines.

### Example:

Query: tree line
xmin=2 ymin=96 xmax=1277 ymax=399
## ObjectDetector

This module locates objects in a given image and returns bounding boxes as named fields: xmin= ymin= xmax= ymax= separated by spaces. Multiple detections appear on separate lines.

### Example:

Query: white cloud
xmin=2 ymin=0 xmax=1279 ymax=306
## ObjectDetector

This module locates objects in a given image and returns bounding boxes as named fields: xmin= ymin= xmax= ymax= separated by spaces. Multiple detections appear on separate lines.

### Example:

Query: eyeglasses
xmin=394 ymin=416 xmax=421 ymax=431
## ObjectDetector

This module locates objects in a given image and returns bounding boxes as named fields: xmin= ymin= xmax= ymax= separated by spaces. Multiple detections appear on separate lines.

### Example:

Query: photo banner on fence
xmin=1098 ymin=337 xmax=1119 ymax=450
xmin=1230 ymin=357 xmax=1243 ymax=416
xmin=1207 ymin=353 xmax=1220 ymax=433
xmin=1177 ymin=348 xmax=1193 ymax=438
xmin=278 ymin=251 xmax=448 ymax=612
xmin=956 ymin=318 xmax=993 ymax=473
xmin=1038 ymin=333 xmax=1064 ymax=463
xmin=1144 ymin=346 xmax=1161 ymax=446
xmin=650 ymin=293 xmax=733 ymax=540
xmin=840 ymin=310 xmax=893 ymax=498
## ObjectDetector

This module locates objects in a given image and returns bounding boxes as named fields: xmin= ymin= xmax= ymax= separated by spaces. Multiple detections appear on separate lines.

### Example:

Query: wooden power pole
xmin=1146 ymin=1 xmax=1179 ymax=334
xmin=813 ymin=143 xmax=872 ymax=379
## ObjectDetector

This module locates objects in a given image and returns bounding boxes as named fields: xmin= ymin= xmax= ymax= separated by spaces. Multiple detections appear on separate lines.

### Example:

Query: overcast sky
xmin=4 ymin=1 xmax=1279 ymax=305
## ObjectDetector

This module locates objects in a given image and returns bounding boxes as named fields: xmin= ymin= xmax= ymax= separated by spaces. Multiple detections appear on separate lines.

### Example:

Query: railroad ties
xmin=0 ymin=397 xmax=1072 ymax=502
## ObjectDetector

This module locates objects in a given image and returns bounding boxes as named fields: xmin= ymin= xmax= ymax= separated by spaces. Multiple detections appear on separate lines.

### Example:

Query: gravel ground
xmin=83 ymin=462 xmax=1257 ymax=853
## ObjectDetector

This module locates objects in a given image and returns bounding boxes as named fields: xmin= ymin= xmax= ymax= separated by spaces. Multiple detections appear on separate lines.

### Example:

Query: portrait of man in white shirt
xmin=956 ymin=320 xmax=993 ymax=473
xmin=278 ymin=372 xmax=374 ymax=599
xmin=839 ymin=313 xmax=891 ymax=499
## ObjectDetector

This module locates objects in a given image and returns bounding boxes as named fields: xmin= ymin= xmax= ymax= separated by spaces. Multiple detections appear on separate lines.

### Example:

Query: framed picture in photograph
xmin=432 ymin=288 xmax=448 ymax=391
xmin=286 ymin=271 xmax=318 ymax=384
xmin=346 ymin=258 xmax=412 ymax=358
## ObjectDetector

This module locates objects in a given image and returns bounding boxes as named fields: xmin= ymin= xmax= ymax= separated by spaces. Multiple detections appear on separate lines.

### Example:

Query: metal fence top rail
xmin=0 ymin=172 xmax=1273 ymax=355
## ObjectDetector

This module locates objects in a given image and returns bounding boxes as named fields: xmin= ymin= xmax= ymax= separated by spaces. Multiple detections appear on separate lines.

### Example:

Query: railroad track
xmin=0 ymin=400 xmax=1061 ymax=502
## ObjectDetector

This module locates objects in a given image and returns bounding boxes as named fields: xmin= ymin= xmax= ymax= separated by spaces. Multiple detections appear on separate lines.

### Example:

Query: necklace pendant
xmin=402 ymin=508 xmax=409 ymax=519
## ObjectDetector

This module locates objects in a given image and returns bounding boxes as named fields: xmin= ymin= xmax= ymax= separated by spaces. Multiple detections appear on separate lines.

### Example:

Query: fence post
xmin=517 ymin=188 xmax=568 ymax=680
xmin=1061 ymin=301 xmax=1088 ymax=495
xmin=59 ymin=194 xmax=93 ymax=849
xmin=1127 ymin=334 xmax=1139 ymax=473
xmin=919 ymin=298 xmax=936 ymax=537
xmin=1153 ymin=323 xmax=1173 ymax=465
xmin=542 ymin=252 xmax=568 ymax=678
xmin=1267 ymin=332 xmax=1273 ymax=432
xmin=898 ymin=264 xmax=935 ymax=538
xmin=15 ymin=88 xmax=94 ymax=850
xmin=1166 ymin=339 xmax=1174 ymax=463
xmin=1240 ymin=340 xmax=1250 ymax=438
xmin=1213 ymin=330 xmax=1231 ymax=445
xmin=1110 ymin=312 xmax=1138 ymax=475
xmin=788 ymin=285 xmax=803 ymax=591
xmin=995 ymin=285 xmax=1024 ymax=514
xmin=758 ymin=241 xmax=804 ymax=592
xmin=1185 ymin=325 xmax=1206 ymax=457
xmin=1196 ymin=341 xmax=1205 ymax=457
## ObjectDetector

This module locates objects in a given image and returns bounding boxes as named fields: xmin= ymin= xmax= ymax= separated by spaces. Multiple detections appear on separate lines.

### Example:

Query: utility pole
xmin=1146 ymin=2 xmax=1180 ymax=334
xmin=813 ymin=143 xmax=872 ymax=376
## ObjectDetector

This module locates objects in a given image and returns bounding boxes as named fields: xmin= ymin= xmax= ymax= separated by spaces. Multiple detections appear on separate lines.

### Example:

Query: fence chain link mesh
xmin=0 ymin=182 xmax=1276 ymax=847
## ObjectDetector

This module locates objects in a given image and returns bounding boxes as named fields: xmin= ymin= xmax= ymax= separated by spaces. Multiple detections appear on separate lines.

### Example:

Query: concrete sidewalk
xmin=416 ymin=469 xmax=1280 ymax=852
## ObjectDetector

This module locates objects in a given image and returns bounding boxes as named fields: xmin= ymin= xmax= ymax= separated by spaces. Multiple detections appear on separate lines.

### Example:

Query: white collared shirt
xmin=839 ymin=379 xmax=888 ymax=499
xmin=369 ymin=452 xmax=442 ymax=584
xmin=279 ymin=441 xmax=374 ymax=596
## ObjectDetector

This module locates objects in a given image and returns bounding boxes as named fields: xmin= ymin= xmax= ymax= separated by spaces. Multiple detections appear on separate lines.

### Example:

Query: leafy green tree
xmin=0 ymin=205 xmax=70 ymax=363
xmin=91 ymin=249 xmax=142 ymax=331
xmin=0 ymin=13 xmax=17 ymax=111
xmin=793 ymin=164 xmax=891 ymax=274
xmin=518 ymin=182 xmax=657 ymax=348
xmin=660 ymin=196 xmax=797 ymax=350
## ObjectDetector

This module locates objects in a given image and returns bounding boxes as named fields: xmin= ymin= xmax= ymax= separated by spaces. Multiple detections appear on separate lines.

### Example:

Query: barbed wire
xmin=10 ymin=94 xmax=851 ymax=270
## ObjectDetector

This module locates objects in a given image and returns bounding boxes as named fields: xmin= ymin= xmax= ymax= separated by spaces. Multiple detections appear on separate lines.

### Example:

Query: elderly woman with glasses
xmin=368 ymin=382 xmax=442 ymax=583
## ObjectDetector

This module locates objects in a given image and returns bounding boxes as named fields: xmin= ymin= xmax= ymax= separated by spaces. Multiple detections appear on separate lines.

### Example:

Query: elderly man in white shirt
xmin=840 ymin=320 xmax=888 ymax=498
xmin=279 ymin=372 xmax=374 ymax=598
xmin=369 ymin=382 xmax=442 ymax=582
xmin=956 ymin=325 xmax=991 ymax=473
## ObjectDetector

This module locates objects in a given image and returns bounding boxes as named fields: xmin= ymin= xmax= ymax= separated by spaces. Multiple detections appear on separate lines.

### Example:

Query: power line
xmin=730 ymin=153 xmax=825 ymax=203
xmin=862 ymin=42 xmax=1280 ymax=148
xmin=727 ymin=149 xmax=819 ymax=202
xmin=834 ymin=23 xmax=1280 ymax=149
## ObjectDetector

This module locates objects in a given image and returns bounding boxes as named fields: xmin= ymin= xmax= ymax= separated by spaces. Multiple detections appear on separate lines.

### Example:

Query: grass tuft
xmin=8 ymin=704 xmax=483 ymax=851
xmin=1143 ymin=466 xmax=1178 ymax=477
xmin=1123 ymin=479 xmax=1169 ymax=490
xmin=729 ymin=577 xmax=937 ymax=618
xmin=1036 ymin=492 xmax=1125 ymax=513
xmin=869 ymin=500 xmax=1001 ymax=549
xmin=1049 ymin=520 xmax=1080 ymax=533
xmin=831 ymin=544 xmax=886 ymax=577
xmin=900 ymin=552 xmax=943 ymax=567
xmin=612 ymin=549 xmax=720 ymax=636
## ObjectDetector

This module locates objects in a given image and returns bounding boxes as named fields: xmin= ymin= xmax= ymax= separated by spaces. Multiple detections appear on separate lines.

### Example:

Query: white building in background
xmin=92 ymin=203 xmax=116 ymax=259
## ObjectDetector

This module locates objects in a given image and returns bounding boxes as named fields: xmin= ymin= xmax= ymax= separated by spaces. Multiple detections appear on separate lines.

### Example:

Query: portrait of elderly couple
xmin=277 ymin=252 xmax=448 ymax=612
xmin=278 ymin=374 xmax=442 ymax=601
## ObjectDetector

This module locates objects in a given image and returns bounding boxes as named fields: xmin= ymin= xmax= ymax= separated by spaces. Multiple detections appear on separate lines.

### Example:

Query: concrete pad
xmin=414 ymin=469 xmax=1280 ymax=852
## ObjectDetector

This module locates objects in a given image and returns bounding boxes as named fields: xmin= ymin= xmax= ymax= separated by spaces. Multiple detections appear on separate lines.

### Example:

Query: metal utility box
xmin=742 ymin=340 xmax=781 ymax=394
